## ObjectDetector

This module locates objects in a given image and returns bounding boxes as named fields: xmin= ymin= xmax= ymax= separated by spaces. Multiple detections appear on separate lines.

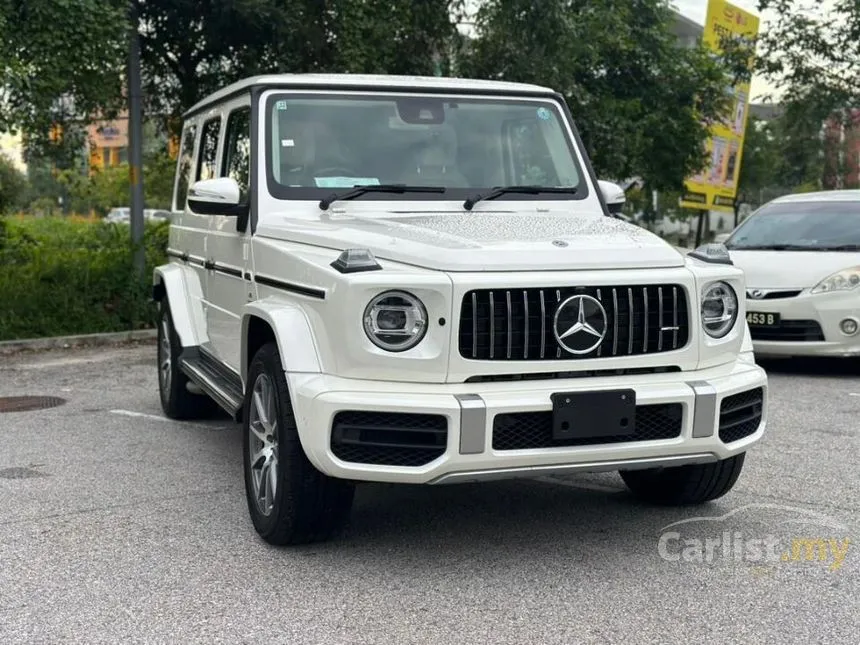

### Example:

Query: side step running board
xmin=179 ymin=348 xmax=244 ymax=421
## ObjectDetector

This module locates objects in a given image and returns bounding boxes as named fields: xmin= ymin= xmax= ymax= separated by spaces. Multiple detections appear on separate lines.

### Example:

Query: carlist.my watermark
xmin=656 ymin=504 xmax=852 ymax=572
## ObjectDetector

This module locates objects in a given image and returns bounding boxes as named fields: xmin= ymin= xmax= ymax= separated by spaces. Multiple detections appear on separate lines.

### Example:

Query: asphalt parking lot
xmin=1 ymin=342 xmax=858 ymax=644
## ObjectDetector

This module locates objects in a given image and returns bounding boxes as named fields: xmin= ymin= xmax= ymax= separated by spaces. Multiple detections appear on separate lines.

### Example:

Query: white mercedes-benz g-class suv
xmin=153 ymin=74 xmax=768 ymax=545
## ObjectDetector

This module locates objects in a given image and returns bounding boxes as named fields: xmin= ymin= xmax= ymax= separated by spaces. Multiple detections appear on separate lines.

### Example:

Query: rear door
xmin=169 ymin=119 xmax=213 ymax=353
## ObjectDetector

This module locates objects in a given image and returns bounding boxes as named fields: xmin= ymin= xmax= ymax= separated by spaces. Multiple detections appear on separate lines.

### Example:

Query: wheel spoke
xmin=259 ymin=462 xmax=271 ymax=507
xmin=250 ymin=447 xmax=267 ymax=468
xmin=267 ymin=458 xmax=277 ymax=503
xmin=249 ymin=420 xmax=267 ymax=443
xmin=253 ymin=390 xmax=269 ymax=427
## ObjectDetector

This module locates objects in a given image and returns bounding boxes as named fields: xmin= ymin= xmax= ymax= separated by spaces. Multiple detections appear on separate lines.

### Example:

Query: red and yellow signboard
xmin=680 ymin=0 xmax=760 ymax=213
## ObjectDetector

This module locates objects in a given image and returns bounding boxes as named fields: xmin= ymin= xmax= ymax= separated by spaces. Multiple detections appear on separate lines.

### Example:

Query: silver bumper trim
xmin=687 ymin=380 xmax=718 ymax=438
xmin=456 ymin=393 xmax=486 ymax=454
xmin=428 ymin=452 xmax=719 ymax=485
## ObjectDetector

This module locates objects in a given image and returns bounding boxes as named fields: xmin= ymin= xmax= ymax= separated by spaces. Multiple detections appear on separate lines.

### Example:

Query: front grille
xmin=746 ymin=289 xmax=802 ymax=300
xmin=719 ymin=388 xmax=763 ymax=443
xmin=459 ymin=285 xmax=689 ymax=361
xmin=749 ymin=320 xmax=824 ymax=342
xmin=331 ymin=411 xmax=448 ymax=467
xmin=492 ymin=403 xmax=683 ymax=450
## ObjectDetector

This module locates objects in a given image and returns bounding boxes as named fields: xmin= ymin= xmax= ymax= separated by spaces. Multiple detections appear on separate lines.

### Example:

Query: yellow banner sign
xmin=680 ymin=0 xmax=760 ymax=213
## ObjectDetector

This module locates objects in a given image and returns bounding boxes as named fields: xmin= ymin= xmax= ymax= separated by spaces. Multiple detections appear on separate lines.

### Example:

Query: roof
xmin=771 ymin=190 xmax=860 ymax=203
xmin=184 ymin=74 xmax=558 ymax=118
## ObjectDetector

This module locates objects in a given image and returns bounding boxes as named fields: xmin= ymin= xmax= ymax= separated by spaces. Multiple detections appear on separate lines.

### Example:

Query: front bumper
xmin=746 ymin=290 xmax=860 ymax=357
xmin=287 ymin=355 xmax=768 ymax=484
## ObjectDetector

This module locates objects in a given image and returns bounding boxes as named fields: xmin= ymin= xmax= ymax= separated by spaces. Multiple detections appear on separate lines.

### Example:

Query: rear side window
xmin=221 ymin=106 xmax=251 ymax=201
xmin=197 ymin=117 xmax=221 ymax=181
xmin=173 ymin=124 xmax=197 ymax=211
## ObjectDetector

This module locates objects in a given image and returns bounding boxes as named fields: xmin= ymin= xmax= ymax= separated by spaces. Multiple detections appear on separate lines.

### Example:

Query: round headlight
xmin=701 ymin=281 xmax=738 ymax=338
xmin=363 ymin=290 xmax=428 ymax=352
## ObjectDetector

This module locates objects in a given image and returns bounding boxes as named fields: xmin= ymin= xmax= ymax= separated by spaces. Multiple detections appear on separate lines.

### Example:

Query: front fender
xmin=241 ymin=299 xmax=323 ymax=387
xmin=152 ymin=264 xmax=207 ymax=348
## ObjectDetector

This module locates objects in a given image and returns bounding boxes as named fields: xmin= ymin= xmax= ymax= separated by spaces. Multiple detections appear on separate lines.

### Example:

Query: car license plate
xmin=746 ymin=311 xmax=780 ymax=326
xmin=551 ymin=389 xmax=636 ymax=441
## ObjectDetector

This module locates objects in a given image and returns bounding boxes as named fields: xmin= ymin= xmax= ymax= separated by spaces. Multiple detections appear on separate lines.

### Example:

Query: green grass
xmin=0 ymin=215 xmax=169 ymax=341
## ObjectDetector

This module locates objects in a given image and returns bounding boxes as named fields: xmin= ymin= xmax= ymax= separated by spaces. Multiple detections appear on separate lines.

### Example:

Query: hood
xmin=258 ymin=210 xmax=685 ymax=272
xmin=729 ymin=249 xmax=860 ymax=289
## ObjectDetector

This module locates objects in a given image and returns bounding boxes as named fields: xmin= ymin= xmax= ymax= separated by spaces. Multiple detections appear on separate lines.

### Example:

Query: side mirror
xmin=597 ymin=180 xmax=626 ymax=215
xmin=187 ymin=177 xmax=247 ymax=216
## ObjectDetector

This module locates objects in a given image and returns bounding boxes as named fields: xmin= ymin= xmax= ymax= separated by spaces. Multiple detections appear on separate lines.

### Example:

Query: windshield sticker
xmin=281 ymin=139 xmax=295 ymax=147
xmin=275 ymin=100 xmax=288 ymax=110
xmin=314 ymin=177 xmax=381 ymax=188
xmin=536 ymin=107 xmax=551 ymax=120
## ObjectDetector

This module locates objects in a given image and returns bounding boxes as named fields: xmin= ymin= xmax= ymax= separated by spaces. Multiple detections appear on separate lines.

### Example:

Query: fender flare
xmin=152 ymin=264 xmax=207 ymax=348
xmin=240 ymin=299 xmax=323 ymax=388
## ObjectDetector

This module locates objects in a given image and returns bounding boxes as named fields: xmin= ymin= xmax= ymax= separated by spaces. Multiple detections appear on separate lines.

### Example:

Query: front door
xmin=205 ymin=101 xmax=253 ymax=372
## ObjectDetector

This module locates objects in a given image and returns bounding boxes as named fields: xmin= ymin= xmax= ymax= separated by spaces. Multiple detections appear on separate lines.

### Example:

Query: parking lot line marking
xmin=109 ymin=409 xmax=173 ymax=422
xmin=108 ymin=408 xmax=233 ymax=431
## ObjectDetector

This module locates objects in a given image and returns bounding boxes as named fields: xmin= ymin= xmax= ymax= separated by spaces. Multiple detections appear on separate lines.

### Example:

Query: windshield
xmin=264 ymin=92 xmax=587 ymax=202
xmin=726 ymin=200 xmax=860 ymax=250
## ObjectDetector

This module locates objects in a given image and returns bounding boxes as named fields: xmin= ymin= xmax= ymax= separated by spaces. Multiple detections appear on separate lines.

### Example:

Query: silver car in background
xmin=725 ymin=190 xmax=860 ymax=357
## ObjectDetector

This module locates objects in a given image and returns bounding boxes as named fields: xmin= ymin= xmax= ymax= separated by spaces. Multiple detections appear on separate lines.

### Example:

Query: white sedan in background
xmin=724 ymin=190 xmax=860 ymax=357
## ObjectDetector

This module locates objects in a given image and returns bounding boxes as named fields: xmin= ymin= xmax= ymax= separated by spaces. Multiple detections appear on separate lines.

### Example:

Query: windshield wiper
xmin=463 ymin=185 xmax=578 ymax=210
xmin=815 ymin=244 xmax=860 ymax=251
xmin=727 ymin=244 xmax=819 ymax=251
xmin=319 ymin=184 xmax=446 ymax=210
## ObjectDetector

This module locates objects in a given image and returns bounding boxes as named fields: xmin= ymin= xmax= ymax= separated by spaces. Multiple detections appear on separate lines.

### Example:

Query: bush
xmin=0 ymin=216 xmax=169 ymax=340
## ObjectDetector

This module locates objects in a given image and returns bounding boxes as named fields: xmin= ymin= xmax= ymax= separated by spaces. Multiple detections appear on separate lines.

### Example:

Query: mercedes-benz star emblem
xmin=553 ymin=294 xmax=608 ymax=355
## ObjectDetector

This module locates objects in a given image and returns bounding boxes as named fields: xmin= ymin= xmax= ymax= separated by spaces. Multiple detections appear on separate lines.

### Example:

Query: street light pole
xmin=128 ymin=1 xmax=145 ymax=277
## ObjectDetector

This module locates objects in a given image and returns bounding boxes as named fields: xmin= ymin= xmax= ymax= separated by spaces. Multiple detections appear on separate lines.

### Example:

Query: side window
xmin=507 ymin=121 xmax=560 ymax=186
xmin=173 ymin=124 xmax=196 ymax=211
xmin=221 ymin=106 xmax=251 ymax=201
xmin=196 ymin=117 xmax=221 ymax=181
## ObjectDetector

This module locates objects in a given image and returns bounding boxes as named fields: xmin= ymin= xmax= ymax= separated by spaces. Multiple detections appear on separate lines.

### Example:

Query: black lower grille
xmin=331 ymin=411 xmax=448 ymax=467
xmin=749 ymin=320 xmax=824 ymax=341
xmin=459 ymin=285 xmax=689 ymax=361
xmin=492 ymin=404 xmax=683 ymax=450
xmin=719 ymin=388 xmax=763 ymax=443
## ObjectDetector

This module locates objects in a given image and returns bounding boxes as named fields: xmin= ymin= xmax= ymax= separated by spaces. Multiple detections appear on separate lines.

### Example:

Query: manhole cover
xmin=0 ymin=396 xmax=67 ymax=413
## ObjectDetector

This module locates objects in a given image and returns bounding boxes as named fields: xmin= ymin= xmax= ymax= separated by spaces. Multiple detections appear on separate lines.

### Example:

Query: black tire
xmin=157 ymin=301 xmax=214 ymax=419
xmin=243 ymin=342 xmax=355 ymax=545
xmin=620 ymin=453 xmax=746 ymax=505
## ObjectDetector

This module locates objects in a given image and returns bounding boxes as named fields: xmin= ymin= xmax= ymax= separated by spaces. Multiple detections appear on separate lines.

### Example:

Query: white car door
xmin=204 ymin=99 xmax=253 ymax=372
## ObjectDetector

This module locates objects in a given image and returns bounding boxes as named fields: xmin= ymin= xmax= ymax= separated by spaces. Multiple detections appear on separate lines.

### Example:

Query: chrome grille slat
xmin=556 ymin=290 xmax=561 ymax=359
xmin=596 ymin=288 xmax=603 ymax=357
xmin=672 ymin=286 xmax=678 ymax=349
xmin=627 ymin=288 xmax=634 ymax=355
xmin=458 ymin=284 xmax=688 ymax=361
xmin=612 ymin=288 xmax=618 ymax=356
xmin=489 ymin=291 xmax=495 ymax=359
xmin=505 ymin=290 xmax=512 ymax=359
xmin=642 ymin=286 xmax=649 ymax=352
xmin=539 ymin=291 xmax=546 ymax=359
xmin=523 ymin=292 xmax=529 ymax=359
xmin=471 ymin=292 xmax=478 ymax=359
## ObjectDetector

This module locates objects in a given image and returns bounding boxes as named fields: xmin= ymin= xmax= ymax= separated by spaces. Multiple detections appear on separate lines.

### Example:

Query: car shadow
xmin=288 ymin=476 xmax=738 ymax=568
xmin=757 ymin=356 xmax=860 ymax=378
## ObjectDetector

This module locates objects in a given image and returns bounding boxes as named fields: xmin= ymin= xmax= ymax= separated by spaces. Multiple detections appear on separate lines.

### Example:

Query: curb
xmin=0 ymin=329 xmax=157 ymax=355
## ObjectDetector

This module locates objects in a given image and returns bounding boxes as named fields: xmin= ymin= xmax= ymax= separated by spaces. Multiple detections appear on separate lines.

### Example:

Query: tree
xmin=136 ymin=0 xmax=464 ymax=134
xmin=0 ymin=0 xmax=126 ymax=153
xmin=0 ymin=153 xmax=28 ymax=213
xmin=461 ymin=0 xmax=742 ymax=193
xmin=756 ymin=0 xmax=859 ymax=111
